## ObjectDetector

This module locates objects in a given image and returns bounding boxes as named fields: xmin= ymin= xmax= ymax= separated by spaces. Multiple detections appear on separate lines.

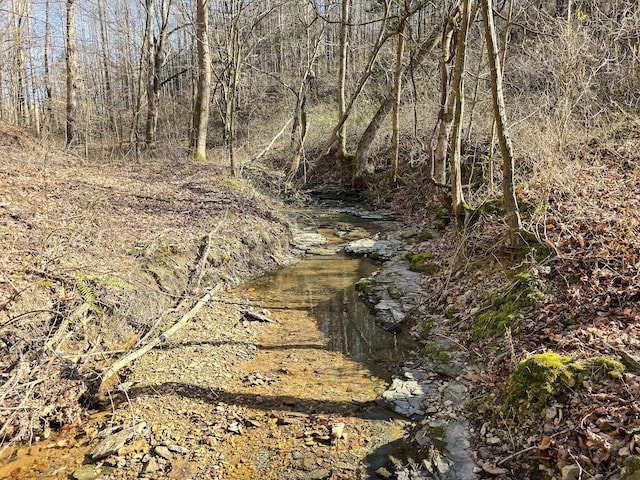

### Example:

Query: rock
xmin=155 ymin=445 xmax=173 ymax=460
xmin=482 ymin=463 xmax=508 ymax=475
xmin=485 ymin=436 xmax=502 ymax=446
xmin=166 ymin=444 xmax=189 ymax=455
xmin=331 ymin=422 xmax=345 ymax=442
xmin=166 ymin=458 xmax=199 ymax=479
xmin=561 ymin=464 xmax=581 ymax=480
xmin=144 ymin=457 xmax=160 ymax=474
xmin=72 ymin=465 xmax=101 ymax=480
xmin=90 ymin=422 xmax=146 ymax=460
xmin=306 ymin=468 xmax=332 ymax=479
xmin=299 ymin=455 xmax=316 ymax=470
xmin=375 ymin=466 xmax=393 ymax=479
xmin=292 ymin=232 xmax=327 ymax=251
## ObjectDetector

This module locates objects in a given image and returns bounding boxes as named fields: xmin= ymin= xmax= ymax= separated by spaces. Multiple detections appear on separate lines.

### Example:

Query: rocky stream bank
xmin=1 ymin=193 xmax=488 ymax=480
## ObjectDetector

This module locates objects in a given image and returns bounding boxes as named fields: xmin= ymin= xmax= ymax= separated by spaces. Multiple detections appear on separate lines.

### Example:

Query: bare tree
xmin=449 ymin=0 xmax=473 ymax=226
xmin=481 ymin=0 xmax=523 ymax=246
xmin=66 ymin=0 xmax=79 ymax=147
xmin=390 ymin=1 xmax=408 ymax=184
xmin=191 ymin=0 xmax=211 ymax=162
xmin=336 ymin=0 xmax=350 ymax=162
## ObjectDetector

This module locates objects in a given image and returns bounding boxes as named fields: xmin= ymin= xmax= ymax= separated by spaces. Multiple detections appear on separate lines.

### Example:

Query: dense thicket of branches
xmin=0 ymin=0 xmax=639 ymax=191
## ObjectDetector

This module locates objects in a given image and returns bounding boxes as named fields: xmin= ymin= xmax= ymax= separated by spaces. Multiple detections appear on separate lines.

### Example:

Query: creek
xmin=0 ymin=204 xmax=419 ymax=480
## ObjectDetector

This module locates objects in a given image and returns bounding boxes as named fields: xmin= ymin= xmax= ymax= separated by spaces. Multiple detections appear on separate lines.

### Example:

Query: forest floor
xmin=1 ymin=120 xmax=640 ymax=480
xmin=386 ymin=122 xmax=640 ymax=479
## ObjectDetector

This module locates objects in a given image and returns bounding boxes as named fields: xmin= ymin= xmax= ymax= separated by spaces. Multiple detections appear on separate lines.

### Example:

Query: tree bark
xmin=481 ymin=0 xmax=523 ymax=247
xmin=336 ymin=0 xmax=350 ymax=161
xmin=432 ymin=5 xmax=459 ymax=209
xmin=43 ymin=0 xmax=53 ymax=131
xmin=145 ymin=0 xmax=173 ymax=149
xmin=449 ymin=0 xmax=472 ymax=226
xmin=191 ymin=0 xmax=211 ymax=162
xmin=390 ymin=9 xmax=407 ymax=185
xmin=66 ymin=0 xmax=79 ymax=148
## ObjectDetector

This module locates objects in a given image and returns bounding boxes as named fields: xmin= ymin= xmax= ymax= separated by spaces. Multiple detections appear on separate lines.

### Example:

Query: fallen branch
xmin=98 ymin=283 xmax=221 ymax=393
xmin=239 ymin=308 xmax=276 ymax=323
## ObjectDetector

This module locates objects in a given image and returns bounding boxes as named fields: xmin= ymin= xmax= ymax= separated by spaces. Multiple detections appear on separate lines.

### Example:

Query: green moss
xmin=503 ymin=352 xmax=583 ymax=414
xmin=214 ymin=178 xmax=241 ymax=189
xmin=511 ymin=243 xmax=552 ymax=262
xmin=472 ymin=270 xmax=543 ymax=340
xmin=419 ymin=316 xmax=435 ymax=338
xmin=626 ymin=456 xmax=640 ymax=475
xmin=355 ymin=277 xmax=377 ymax=295
xmin=386 ymin=284 xmax=402 ymax=299
xmin=420 ymin=340 xmax=452 ymax=364
xmin=406 ymin=252 xmax=438 ymax=274
xmin=585 ymin=356 xmax=625 ymax=381
xmin=480 ymin=198 xmax=504 ymax=215
xmin=427 ymin=203 xmax=451 ymax=230
xmin=445 ymin=306 xmax=460 ymax=319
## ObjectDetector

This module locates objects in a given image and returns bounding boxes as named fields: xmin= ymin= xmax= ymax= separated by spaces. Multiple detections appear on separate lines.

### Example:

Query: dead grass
xmin=0 ymin=130 xmax=294 ymax=445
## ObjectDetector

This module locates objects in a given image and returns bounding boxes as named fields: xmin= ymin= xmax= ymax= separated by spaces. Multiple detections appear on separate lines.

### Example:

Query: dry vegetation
xmin=0 ymin=128 xmax=294 ymax=445
xmin=375 ymin=118 xmax=640 ymax=478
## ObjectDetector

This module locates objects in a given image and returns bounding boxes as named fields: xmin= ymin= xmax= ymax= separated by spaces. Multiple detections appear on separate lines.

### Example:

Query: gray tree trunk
xmin=66 ymin=0 xmax=78 ymax=147
xmin=481 ymin=0 xmax=523 ymax=246
xmin=191 ymin=0 xmax=211 ymax=162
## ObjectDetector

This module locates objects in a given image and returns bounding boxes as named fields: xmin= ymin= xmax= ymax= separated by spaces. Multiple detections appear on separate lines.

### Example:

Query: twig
xmin=496 ymin=429 xmax=569 ymax=466
xmin=98 ymin=283 xmax=221 ymax=393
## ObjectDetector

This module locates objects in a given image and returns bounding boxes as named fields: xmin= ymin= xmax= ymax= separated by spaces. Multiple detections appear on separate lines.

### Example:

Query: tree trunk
xmin=390 ymin=18 xmax=406 ymax=185
xmin=26 ymin=11 xmax=40 ymax=134
xmin=66 ymin=0 xmax=79 ymax=148
xmin=432 ymin=6 xmax=458 ymax=209
xmin=481 ymin=0 xmax=523 ymax=247
xmin=191 ymin=0 xmax=211 ymax=162
xmin=354 ymin=97 xmax=393 ymax=182
xmin=145 ymin=0 xmax=172 ymax=149
xmin=449 ymin=0 xmax=472 ymax=226
xmin=43 ymin=0 xmax=53 ymax=132
xmin=336 ymin=0 xmax=350 ymax=161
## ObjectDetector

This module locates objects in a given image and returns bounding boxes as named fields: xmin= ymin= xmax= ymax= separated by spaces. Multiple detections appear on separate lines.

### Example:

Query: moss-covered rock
xmin=405 ymin=252 xmax=438 ymax=274
xmin=503 ymin=352 xmax=583 ymax=415
xmin=585 ymin=356 xmax=625 ymax=381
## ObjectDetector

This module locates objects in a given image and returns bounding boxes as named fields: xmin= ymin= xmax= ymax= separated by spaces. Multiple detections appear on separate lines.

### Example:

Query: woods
xmin=2 ymin=0 xmax=640 ymax=478
xmin=2 ymin=0 xmax=637 ymax=236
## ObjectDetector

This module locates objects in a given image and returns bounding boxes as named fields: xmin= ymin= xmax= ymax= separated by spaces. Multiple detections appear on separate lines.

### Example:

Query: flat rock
xmin=292 ymin=232 xmax=327 ymax=251
xmin=306 ymin=468 xmax=332 ymax=479
xmin=90 ymin=422 xmax=146 ymax=460
xmin=72 ymin=465 xmax=115 ymax=480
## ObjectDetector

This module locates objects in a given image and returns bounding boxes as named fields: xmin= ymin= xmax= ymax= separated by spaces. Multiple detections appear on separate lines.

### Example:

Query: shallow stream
xmin=0 ymin=205 xmax=419 ymax=480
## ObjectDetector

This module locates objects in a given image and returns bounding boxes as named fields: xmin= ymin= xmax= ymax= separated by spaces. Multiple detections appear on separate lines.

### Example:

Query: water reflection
xmin=240 ymin=255 xmax=411 ymax=368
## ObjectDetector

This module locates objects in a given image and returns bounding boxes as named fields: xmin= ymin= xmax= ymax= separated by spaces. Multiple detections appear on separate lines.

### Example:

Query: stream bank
xmin=1 ymin=195 xmax=482 ymax=480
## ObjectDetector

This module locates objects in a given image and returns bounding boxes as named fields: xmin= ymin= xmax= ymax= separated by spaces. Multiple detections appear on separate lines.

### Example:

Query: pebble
xmin=155 ymin=445 xmax=173 ymax=460
xmin=561 ymin=464 xmax=581 ymax=480
xmin=144 ymin=457 xmax=160 ymax=473
xmin=306 ymin=468 xmax=331 ymax=480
